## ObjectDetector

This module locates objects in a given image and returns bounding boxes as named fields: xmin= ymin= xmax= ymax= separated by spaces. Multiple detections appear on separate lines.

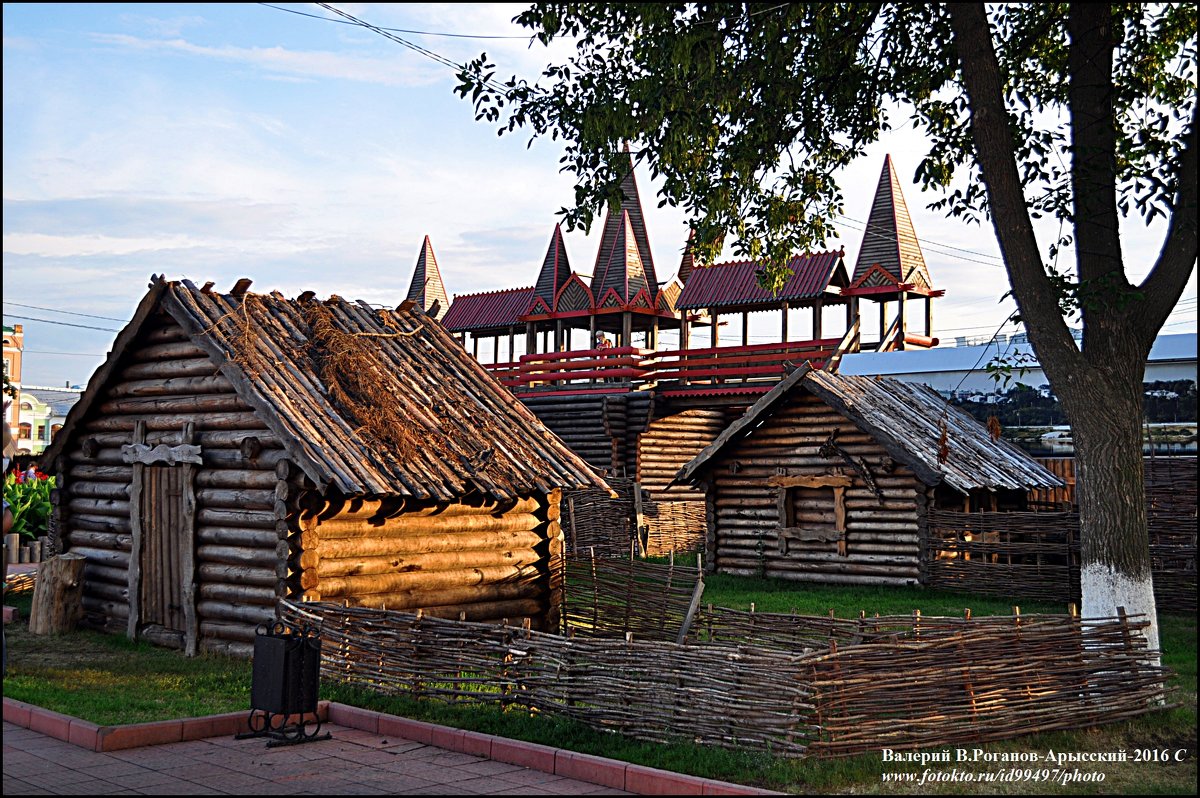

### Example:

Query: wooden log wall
xmin=636 ymin=407 xmax=726 ymax=555
xmin=298 ymin=490 xmax=562 ymax=631
xmin=521 ymin=394 xmax=618 ymax=472
xmin=637 ymin=408 xmax=726 ymax=500
xmin=704 ymin=393 xmax=924 ymax=585
xmin=54 ymin=314 xmax=288 ymax=658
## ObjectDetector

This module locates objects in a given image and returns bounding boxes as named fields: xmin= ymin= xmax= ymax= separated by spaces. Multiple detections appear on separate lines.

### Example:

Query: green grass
xmin=3 ymin=571 xmax=1195 ymax=794
xmin=3 ymin=593 xmax=251 ymax=725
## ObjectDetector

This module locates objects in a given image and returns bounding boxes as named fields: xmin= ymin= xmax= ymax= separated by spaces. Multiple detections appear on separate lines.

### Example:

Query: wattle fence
xmin=282 ymin=557 xmax=1172 ymax=759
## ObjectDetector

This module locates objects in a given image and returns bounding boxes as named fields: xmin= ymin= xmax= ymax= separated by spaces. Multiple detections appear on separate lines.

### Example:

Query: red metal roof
xmin=675 ymin=251 xmax=846 ymax=310
xmin=442 ymin=286 xmax=535 ymax=333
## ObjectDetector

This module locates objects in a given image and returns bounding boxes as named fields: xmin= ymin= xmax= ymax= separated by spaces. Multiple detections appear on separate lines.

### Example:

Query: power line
xmin=3 ymin=301 xmax=129 ymax=323
xmin=257 ymin=3 xmax=532 ymax=39
xmin=2 ymin=314 xmax=120 ymax=333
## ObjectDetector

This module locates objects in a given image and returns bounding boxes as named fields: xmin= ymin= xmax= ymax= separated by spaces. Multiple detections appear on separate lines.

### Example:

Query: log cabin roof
xmin=46 ymin=276 xmax=607 ymax=502
xmin=676 ymin=364 xmax=1064 ymax=494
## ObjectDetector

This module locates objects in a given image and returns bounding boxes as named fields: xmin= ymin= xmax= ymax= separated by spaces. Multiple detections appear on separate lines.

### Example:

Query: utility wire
xmin=257 ymin=3 xmax=532 ymax=39
xmin=2 ymin=314 xmax=120 ymax=333
xmin=3 ymin=301 xmax=129 ymax=323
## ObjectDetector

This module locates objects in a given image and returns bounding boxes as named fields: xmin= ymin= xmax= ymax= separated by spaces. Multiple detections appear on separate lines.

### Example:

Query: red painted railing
xmin=482 ymin=339 xmax=844 ymax=391
xmin=647 ymin=339 xmax=840 ymax=384
xmin=512 ymin=346 xmax=654 ymax=388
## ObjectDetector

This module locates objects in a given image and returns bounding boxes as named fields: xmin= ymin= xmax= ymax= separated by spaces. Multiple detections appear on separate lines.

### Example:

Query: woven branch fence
xmin=563 ymin=554 xmax=703 ymax=642
xmin=281 ymin=598 xmax=820 ymax=756
xmin=562 ymin=478 xmax=634 ymax=558
xmin=563 ymin=479 xmax=706 ymax=559
xmin=279 ymin=595 xmax=1169 ymax=759
xmin=643 ymin=500 xmax=706 ymax=556
xmin=924 ymin=504 xmax=1195 ymax=611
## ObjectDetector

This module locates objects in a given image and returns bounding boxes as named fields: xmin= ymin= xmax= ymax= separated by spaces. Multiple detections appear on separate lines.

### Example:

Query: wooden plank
xmin=181 ymin=421 xmax=199 ymax=656
xmin=768 ymin=474 xmax=853 ymax=488
xmin=126 ymin=420 xmax=146 ymax=641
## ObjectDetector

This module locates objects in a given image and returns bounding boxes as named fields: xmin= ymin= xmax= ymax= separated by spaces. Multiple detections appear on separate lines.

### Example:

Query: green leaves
xmin=4 ymin=472 xmax=55 ymax=540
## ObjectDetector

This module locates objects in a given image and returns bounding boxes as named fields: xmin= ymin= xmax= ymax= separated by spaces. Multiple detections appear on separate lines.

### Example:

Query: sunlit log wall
xmin=52 ymin=314 xmax=285 ymax=658
xmin=297 ymin=491 xmax=563 ymax=632
xmin=700 ymin=393 xmax=924 ymax=585
xmin=637 ymin=408 xmax=725 ymax=555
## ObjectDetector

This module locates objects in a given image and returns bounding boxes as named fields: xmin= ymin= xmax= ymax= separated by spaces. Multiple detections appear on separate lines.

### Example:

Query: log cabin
xmin=41 ymin=276 xmax=607 ymax=657
xmin=674 ymin=364 xmax=1064 ymax=586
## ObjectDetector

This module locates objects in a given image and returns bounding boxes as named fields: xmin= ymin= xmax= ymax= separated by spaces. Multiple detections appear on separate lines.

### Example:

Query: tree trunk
xmin=29 ymin=553 xmax=88 ymax=635
xmin=1056 ymin=359 xmax=1159 ymax=659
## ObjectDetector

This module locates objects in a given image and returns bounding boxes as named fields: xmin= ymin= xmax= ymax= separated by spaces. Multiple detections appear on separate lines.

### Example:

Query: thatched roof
xmin=677 ymin=364 xmax=1064 ymax=494
xmin=47 ymin=276 xmax=607 ymax=502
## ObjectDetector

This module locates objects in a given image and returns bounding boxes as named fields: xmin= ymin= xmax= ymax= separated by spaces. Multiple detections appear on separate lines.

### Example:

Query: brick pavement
xmin=2 ymin=720 xmax=631 ymax=795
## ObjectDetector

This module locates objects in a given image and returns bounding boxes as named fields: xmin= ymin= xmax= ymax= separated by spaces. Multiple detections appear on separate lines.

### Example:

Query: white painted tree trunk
xmin=1080 ymin=563 xmax=1160 ymax=667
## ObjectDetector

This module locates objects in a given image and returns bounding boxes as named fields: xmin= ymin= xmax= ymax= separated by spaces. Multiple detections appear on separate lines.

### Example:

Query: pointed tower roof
xmin=406 ymin=235 xmax=450 ymax=320
xmin=678 ymin=230 xmax=696 ymax=285
xmin=592 ymin=211 xmax=650 ymax=303
xmin=531 ymin=224 xmax=573 ymax=311
xmin=590 ymin=147 xmax=659 ymax=297
xmin=852 ymin=155 xmax=934 ymax=291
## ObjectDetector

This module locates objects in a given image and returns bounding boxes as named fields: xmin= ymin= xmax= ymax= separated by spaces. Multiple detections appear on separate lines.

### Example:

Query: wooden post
xmin=526 ymin=322 xmax=536 ymax=355
xmin=28 ymin=553 xmax=87 ymax=635
xmin=742 ymin=311 xmax=749 ymax=346
xmin=925 ymin=296 xmax=934 ymax=337
xmin=813 ymin=300 xmax=823 ymax=340
xmin=621 ymin=312 xmax=632 ymax=349
xmin=555 ymin=319 xmax=564 ymax=352
xmin=781 ymin=302 xmax=789 ymax=342
xmin=126 ymin=420 xmax=147 ymax=641
xmin=711 ymin=309 xmax=719 ymax=347
xmin=180 ymin=421 xmax=199 ymax=657
xmin=589 ymin=315 xmax=597 ymax=349
xmin=897 ymin=292 xmax=907 ymax=351
xmin=508 ymin=327 xmax=515 ymax=362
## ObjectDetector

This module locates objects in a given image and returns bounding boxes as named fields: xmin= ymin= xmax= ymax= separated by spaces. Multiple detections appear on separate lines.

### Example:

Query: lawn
xmin=3 ymin=571 xmax=1195 ymax=794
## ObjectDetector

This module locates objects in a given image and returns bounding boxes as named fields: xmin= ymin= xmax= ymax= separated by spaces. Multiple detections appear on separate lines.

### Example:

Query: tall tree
xmin=458 ymin=3 xmax=1197 ymax=652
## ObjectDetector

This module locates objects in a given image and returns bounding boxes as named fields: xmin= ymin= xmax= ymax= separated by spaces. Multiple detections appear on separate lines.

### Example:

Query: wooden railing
xmin=483 ymin=337 xmax=841 ymax=391
xmin=512 ymin=346 xmax=654 ymax=389
xmin=647 ymin=338 xmax=840 ymax=385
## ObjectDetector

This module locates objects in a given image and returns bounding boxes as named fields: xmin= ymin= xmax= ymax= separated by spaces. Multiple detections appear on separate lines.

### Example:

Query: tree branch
xmin=948 ymin=3 xmax=1080 ymax=370
xmin=1136 ymin=94 xmax=1199 ymax=338
xmin=1068 ymin=4 xmax=1123 ymax=285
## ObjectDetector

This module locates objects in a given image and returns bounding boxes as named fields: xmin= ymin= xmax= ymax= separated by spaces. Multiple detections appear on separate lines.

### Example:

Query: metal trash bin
xmin=237 ymin=620 xmax=331 ymax=747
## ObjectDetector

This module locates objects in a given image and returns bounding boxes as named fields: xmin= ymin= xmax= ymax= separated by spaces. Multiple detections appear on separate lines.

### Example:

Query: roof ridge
xmin=451 ymin=285 xmax=535 ymax=299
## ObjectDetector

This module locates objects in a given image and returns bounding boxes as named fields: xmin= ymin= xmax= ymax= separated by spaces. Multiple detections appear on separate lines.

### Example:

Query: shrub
xmin=4 ymin=470 xmax=54 ymax=540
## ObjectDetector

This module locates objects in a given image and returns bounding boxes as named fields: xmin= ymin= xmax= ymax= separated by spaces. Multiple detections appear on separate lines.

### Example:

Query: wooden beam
xmin=767 ymin=474 xmax=853 ymax=488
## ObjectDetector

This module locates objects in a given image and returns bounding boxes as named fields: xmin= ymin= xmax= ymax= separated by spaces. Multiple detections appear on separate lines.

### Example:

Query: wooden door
xmin=139 ymin=465 xmax=188 ymax=633
xmin=124 ymin=421 xmax=201 ymax=654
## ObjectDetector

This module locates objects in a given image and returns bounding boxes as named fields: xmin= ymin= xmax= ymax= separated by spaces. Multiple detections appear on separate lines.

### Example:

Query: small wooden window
xmin=771 ymin=474 xmax=850 ymax=556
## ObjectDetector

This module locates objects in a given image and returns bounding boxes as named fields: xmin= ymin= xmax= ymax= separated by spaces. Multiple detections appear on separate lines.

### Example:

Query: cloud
xmin=90 ymin=33 xmax=442 ymax=87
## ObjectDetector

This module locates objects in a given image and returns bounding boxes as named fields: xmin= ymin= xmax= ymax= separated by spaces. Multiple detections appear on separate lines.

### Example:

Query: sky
xmin=3 ymin=3 xmax=1196 ymax=388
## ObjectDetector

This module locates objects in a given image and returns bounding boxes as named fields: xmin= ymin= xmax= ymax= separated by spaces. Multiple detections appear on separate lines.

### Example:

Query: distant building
xmin=841 ymin=332 xmax=1196 ymax=393
xmin=19 ymin=386 xmax=82 ymax=455
xmin=3 ymin=324 xmax=24 ymax=451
